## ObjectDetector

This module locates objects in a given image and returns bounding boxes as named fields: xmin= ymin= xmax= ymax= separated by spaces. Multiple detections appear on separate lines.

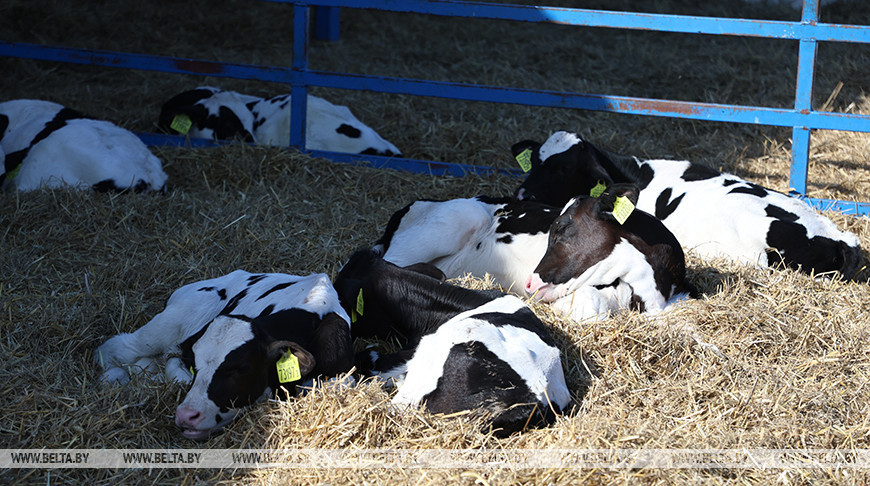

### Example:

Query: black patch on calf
xmin=422 ymin=341 xmax=549 ymax=437
xmin=728 ymin=183 xmax=768 ymax=198
xmin=258 ymin=305 xmax=275 ymax=318
xmin=765 ymin=220 xmax=860 ymax=275
xmin=360 ymin=147 xmax=398 ymax=156
xmin=247 ymin=274 xmax=267 ymax=285
xmin=220 ymin=288 xmax=249 ymax=315
xmin=217 ymin=289 xmax=227 ymax=300
xmin=212 ymin=106 xmax=254 ymax=142
xmin=497 ymin=235 xmax=513 ymax=244
xmin=3 ymin=107 xmax=90 ymax=182
xmin=765 ymin=204 xmax=799 ymax=222
xmin=336 ymin=123 xmax=362 ymax=138
xmin=256 ymin=282 xmax=296 ymax=301
xmin=654 ymin=188 xmax=686 ymax=221
xmin=473 ymin=308 xmax=557 ymax=347
xmin=493 ymin=200 xmax=559 ymax=236
xmin=0 ymin=114 xmax=8 ymax=141
xmin=681 ymin=164 xmax=720 ymax=181
xmin=722 ymin=179 xmax=740 ymax=186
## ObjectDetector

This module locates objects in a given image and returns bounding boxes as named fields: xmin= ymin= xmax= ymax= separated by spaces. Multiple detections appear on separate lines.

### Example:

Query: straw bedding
xmin=1 ymin=0 xmax=870 ymax=484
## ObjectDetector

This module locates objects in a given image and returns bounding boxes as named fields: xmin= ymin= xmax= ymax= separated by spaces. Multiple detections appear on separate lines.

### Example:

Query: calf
xmin=513 ymin=131 xmax=862 ymax=278
xmin=0 ymin=99 xmax=168 ymax=192
xmin=375 ymin=196 xmax=556 ymax=293
xmin=95 ymin=271 xmax=352 ymax=440
xmin=525 ymin=184 xmax=697 ymax=321
xmin=159 ymin=87 xmax=401 ymax=156
xmin=334 ymin=249 xmax=571 ymax=437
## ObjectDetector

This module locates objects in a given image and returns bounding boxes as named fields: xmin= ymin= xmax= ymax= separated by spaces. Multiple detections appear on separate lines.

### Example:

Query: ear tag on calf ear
xmin=189 ymin=366 xmax=195 ymax=377
xmin=355 ymin=289 xmax=365 ymax=317
xmin=515 ymin=148 xmax=533 ymax=173
xmin=170 ymin=114 xmax=193 ymax=135
xmin=590 ymin=180 xmax=607 ymax=197
xmin=276 ymin=351 xmax=301 ymax=383
xmin=612 ymin=196 xmax=635 ymax=225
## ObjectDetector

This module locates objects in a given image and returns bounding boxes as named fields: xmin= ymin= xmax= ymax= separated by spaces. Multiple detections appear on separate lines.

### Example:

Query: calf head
xmin=512 ymin=131 xmax=649 ymax=207
xmin=175 ymin=313 xmax=316 ymax=440
xmin=525 ymin=184 xmax=644 ymax=302
xmin=159 ymin=87 xmax=257 ymax=142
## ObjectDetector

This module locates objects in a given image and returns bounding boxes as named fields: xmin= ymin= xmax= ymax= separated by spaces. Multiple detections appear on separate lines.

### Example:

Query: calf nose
xmin=525 ymin=273 xmax=545 ymax=296
xmin=175 ymin=405 xmax=203 ymax=429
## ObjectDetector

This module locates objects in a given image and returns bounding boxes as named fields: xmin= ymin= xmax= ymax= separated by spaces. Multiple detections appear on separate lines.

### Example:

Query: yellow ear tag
xmin=170 ymin=114 xmax=193 ymax=135
xmin=590 ymin=180 xmax=607 ymax=197
xmin=276 ymin=351 xmax=301 ymax=383
xmin=355 ymin=289 xmax=365 ymax=317
xmin=515 ymin=148 xmax=533 ymax=173
xmin=189 ymin=366 xmax=195 ymax=377
xmin=5 ymin=164 xmax=21 ymax=182
xmin=612 ymin=196 xmax=635 ymax=225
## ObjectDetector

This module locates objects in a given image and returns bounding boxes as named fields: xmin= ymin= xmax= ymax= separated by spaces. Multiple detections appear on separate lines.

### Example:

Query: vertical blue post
xmin=314 ymin=7 xmax=341 ymax=41
xmin=291 ymin=5 xmax=310 ymax=150
xmin=789 ymin=0 xmax=820 ymax=195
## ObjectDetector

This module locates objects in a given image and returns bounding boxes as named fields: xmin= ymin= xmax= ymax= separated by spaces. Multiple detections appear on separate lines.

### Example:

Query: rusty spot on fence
xmin=173 ymin=59 xmax=225 ymax=75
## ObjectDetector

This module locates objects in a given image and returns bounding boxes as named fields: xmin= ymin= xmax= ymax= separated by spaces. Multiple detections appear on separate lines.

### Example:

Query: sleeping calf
xmin=159 ymin=87 xmax=401 ymax=156
xmin=513 ymin=131 xmax=862 ymax=278
xmin=525 ymin=184 xmax=697 ymax=322
xmin=0 ymin=99 xmax=168 ymax=192
xmin=95 ymin=271 xmax=352 ymax=440
xmin=375 ymin=196 xmax=557 ymax=293
xmin=334 ymin=249 xmax=571 ymax=437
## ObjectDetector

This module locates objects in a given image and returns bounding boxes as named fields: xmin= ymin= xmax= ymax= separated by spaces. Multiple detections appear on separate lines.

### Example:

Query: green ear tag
xmin=276 ymin=351 xmax=301 ymax=383
xmin=590 ymin=180 xmax=607 ymax=197
xmin=189 ymin=366 xmax=195 ymax=377
xmin=5 ymin=164 xmax=21 ymax=182
xmin=515 ymin=148 xmax=533 ymax=173
xmin=612 ymin=196 xmax=635 ymax=225
xmin=170 ymin=114 xmax=193 ymax=135
xmin=355 ymin=289 xmax=365 ymax=317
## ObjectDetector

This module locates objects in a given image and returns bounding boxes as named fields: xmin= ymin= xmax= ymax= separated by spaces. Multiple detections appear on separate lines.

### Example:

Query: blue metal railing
xmin=2 ymin=1 xmax=869 ymax=213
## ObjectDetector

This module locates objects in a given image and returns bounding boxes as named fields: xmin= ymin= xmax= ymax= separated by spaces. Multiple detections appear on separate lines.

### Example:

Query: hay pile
xmin=2 ymin=0 xmax=870 ymax=484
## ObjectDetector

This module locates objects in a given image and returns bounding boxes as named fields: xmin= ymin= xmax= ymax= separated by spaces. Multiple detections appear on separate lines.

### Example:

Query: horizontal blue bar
xmin=6 ymin=41 xmax=869 ymax=134
xmin=0 ymin=41 xmax=294 ymax=83
xmin=302 ymin=70 xmax=870 ymax=133
xmin=798 ymin=196 xmax=870 ymax=216
xmin=270 ymin=0 xmax=870 ymax=43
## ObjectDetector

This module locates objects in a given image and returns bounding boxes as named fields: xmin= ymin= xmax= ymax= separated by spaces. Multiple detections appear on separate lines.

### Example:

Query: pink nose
xmin=175 ymin=405 xmax=203 ymax=429
xmin=525 ymin=273 xmax=545 ymax=295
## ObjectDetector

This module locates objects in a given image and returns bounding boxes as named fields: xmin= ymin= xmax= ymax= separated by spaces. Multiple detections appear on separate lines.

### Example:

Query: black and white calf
xmin=159 ymin=87 xmax=401 ymax=156
xmin=0 ymin=99 xmax=168 ymax=192
xmin=513 ymin=131 xmax=862 ymax=278
xmin=95 ymin=271 xmax=352 ymax=440
xmin=375 ymin=196 xmax=557 ymax=293
xmin=334 ymin=249 xmax=571 ymax=436
xmin=525 ymin=184 xmax=697 ymax=321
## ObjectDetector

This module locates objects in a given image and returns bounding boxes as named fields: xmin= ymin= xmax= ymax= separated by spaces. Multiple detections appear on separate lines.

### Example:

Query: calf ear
xmin=267 ymin=341 xmax=317 ymax=379
xmin=595 ymin=183 xmax=641 ymax=223
xmin=510 ymin=140 xmax=542 ymax=171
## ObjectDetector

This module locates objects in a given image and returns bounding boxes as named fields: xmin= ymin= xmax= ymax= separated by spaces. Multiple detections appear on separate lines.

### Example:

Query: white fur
xmin=176 ymin=87 xmax=400 ymax=155
xmin=250 ymin=94 xmax=401 ymax=155
xmin=95 ymin=271 xmax=348 ymax=384
xmin=385 ymin=296 xmax=571 ymax=412
xmin=0 ymin=99 xmax=167 ymax=192
xmin=381 ymin=197 xmax=551 ymax=292
xmin=635 ymin=158 xmax=859 ymax=265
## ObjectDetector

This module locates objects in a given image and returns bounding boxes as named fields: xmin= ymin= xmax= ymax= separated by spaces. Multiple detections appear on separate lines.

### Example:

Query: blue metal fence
xmin=2 ymin=1 xmax=869 ymax=213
